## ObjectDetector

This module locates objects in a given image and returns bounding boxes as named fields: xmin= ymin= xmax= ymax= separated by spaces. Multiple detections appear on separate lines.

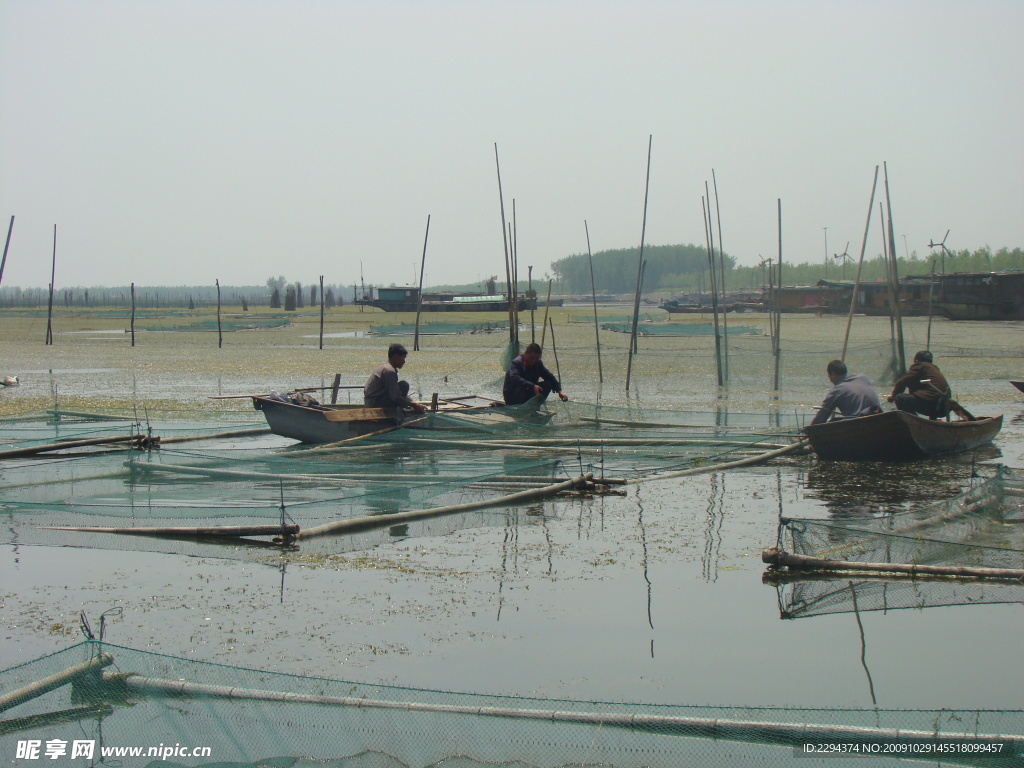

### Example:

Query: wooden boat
xmin=803 ymin=410 xmax=1002 ymax=462
xmin=251 ymin=393 xmax=532 ymax=444
xmin=1011 ymin=381 xmax=1024 ymax=394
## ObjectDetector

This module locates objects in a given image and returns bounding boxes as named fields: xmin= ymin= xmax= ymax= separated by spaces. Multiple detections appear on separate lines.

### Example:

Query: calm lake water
xmin=1 ymin=307 xmax=1022 ymax=713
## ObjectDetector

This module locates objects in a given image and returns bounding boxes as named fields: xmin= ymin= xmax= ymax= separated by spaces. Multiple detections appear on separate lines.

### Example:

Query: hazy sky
xmin=1 ymin=0 xmax=1021 ymax=290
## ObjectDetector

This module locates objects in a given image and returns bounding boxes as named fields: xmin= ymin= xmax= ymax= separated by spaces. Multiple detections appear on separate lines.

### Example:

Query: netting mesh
xmin=771 ymin=467 xmax=1024 ymax=618
xmin=369 ymin=320 xmax=508 ymax=336
xmin=0 ymin=404 xmax=800 ymax=563
xmin=2 ymin=641 xmax=1021 ymax=768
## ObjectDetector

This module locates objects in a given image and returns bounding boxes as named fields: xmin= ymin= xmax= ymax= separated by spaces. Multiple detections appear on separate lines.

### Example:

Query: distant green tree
xmin=284 ymin=286 xmax=297 ymax=311
xmin=270 ymin=288 xmax=282 ymax=308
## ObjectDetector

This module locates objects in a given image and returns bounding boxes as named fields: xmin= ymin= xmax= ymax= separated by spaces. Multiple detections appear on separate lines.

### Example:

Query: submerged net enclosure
xmin=2 ymin=640 xmax=1022 ymax=768
xmin=368 ymin=320 xmax=508 ymax=336
xmin=0 ymin=403 xmax=802 ymax=562
xmin=767 ymin=466 xmax=1024 ymax=619
xmin=600 ymin=320 xmax=761 ymax=336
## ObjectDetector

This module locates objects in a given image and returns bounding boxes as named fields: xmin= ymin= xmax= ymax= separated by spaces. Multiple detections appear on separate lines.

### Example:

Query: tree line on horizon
xmin=0 ymin=246 xmax=1020 ymax=308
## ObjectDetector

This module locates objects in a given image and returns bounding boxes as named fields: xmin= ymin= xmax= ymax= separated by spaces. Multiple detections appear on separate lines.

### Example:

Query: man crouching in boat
xmin=363 ymin=343 xmax=426 ymax=414
xmin=809 ymin=359 xmax=883 ymax=425
xmin=503 ymin=342 xmax=569 ymax=406
xmin=887 ymin=350 xmax=951 ymax=419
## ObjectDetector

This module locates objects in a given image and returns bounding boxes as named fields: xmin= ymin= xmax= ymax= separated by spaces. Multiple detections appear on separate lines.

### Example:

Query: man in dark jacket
xmin=363 ymin=344 xmax=426 ymax=413
xmin=503 ymin=343 xmax=569 ymax=406
xmin=810 ymin=359 xmax=883 ymax=425
xmin=887 ymin=350 xmax=951 ymax=419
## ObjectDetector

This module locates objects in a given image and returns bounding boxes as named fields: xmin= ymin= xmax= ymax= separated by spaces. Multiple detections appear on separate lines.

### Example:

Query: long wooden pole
xmin=702 ymin=194 xmax=723 ymax=386
xmin=494 ymin=143 xmax=516 ymax=345
xmin=130 ymin=283 xmax=136 ymax=347
xmin=547 ymin=316 xmax=561 ymax=383
xmin=105 ymin=670 xmax=1021 ymax=755
xmin=927 ymin=259 xmax=935 ymax=349
xmin=318 ymin=275 xmax=325 ymax=349
xmin=0 ymin=215 xmax=13 ymax=287
xmin=511 ymin=201 xmax=519 ymax=351
xmin=45 ymin=224 xmax=56 ymax=345
xmin=0 ymin=653 xmax=114 ymax=714
xmin=216 ymin=279 xmax=223 ymax=348
xmin=625 ymin=135 xmax=653 ymax=391
xmin=584 ymin=220 xmax=603 ymax=383
xmin=298 ymin=473 xmax=592 ymax=538
xmin=712 ymin=170 xmax=729 ymax=381
xmin=841 ymin=166 xmax=879 ymax=361
xmin=540 ymin=279 xmax=552 ymax=347
xmin=413 ymin=214 xmax=430 ymax=351
xmin=883 ymin=162 xmax=906 ymax=375
xmin=773 ymin=200 xmax=782 ymax=391
xmin=763 ymin=546 xmax=1024 ymax=580
xmin=528 ymin=265 xmax=535 ymax=343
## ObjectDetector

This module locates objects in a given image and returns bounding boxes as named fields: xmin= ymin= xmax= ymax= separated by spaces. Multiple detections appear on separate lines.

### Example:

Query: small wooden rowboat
xmin=803 ymin=410 xmax=1002 ymax=462
xmin=251 ymin=394 xmax=530 ymax=444
xmin=1011 ymin=380 xmax=1024 ymax=394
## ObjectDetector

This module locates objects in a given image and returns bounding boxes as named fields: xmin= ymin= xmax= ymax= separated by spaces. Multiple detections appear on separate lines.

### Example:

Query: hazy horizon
xmin=2 ymin=1 xmax=1021 ymax=291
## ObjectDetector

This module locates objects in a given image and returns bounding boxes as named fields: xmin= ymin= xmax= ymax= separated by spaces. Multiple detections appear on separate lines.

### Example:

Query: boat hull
xmin=803 ymin=410 xmax=1002 ymax=462
xmin=1009 ymin=381 xmax=1024 ymax=394
xmin=253 ymin=398 xmax=400 ymax=443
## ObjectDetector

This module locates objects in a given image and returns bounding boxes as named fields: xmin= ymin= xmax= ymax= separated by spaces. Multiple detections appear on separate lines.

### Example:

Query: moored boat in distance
xmin=803 ymin=410 xmax=1002 ymax=462
xmin=355 ymin=285 xmax=536 ymax=313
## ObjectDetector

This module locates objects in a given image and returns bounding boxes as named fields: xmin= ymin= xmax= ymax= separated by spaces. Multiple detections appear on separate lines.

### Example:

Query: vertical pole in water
xmin=541 ymin=279 xmax=552 ymax=348
xmin=712 ymin=170 xmax=729 ymax=382
xmin=584 ymin=220 xmax=603 ymax=384
xmin=319 ymin=275 xmax=325 ymax=350
xmin=926 ymin=259 xmax=935 ymax=350
xmin=528 ymin=265 xmax=535 ymax=343
xmin=130 ymin=282 xmax=136 ymax=347
xmin=841 ymin=166 xmax=879 ymax=361
xmin=216 ymin=279 xmax=223 ymax=349
xmin=510 ymin=207 xmax=520 ymax=352
xmin=883 ymin=162 xmax=906 ymax=376
xmin=413 ymin=214 xmax=430 ymax=352
xmin=879 ymin=202 xmax=897 ymax=368
xmin=548 ymin=316 xmax=562 ymax=383
xmin=45 ymin=225 xmax=56 ymax=345
xmin=773 ymin=200 xmax=782 ymax=392
xmin=702 ymin=195 xmax=723 ymax=386
xmin=626 ymin=135 xmax=653 ymax=391
xmin=0 ymin=215 xmax=13 ymax=288
xmin=494 ymin=144 xmax=516 ymax=349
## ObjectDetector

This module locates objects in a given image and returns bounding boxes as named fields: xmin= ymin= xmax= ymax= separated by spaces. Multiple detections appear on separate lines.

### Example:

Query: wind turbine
xmin=928 ymin=230 xmax=951 ymax=274
xmin=832 ymin=242 xmax=852 ymax=279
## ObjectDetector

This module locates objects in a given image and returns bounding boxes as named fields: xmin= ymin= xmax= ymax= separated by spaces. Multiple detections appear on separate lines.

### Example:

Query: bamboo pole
xmin=702 ymin=194 xmax=723 ymax=386
xmin=511 ymin=200 xmax=520 ymax=351
xmin=216 ymin=279 xmax=223 ymax=349
xmin=0 ymin=653 xmax=113 ymax=714
xmin=883 ymin=162 xmax=907 ymax=375
xmin=625 ymin=135 xmax=653 ymax=391
xmin=762 ymin=546 xmax=1024 ymax=580
xmin=583 ymin=220 xmax=603 ymax=383
xmin=0 ymin=434 xmax=146 ymax=460
xmin=45 ymin=224 xmax=56 ymax=345
xmin=528 ymin=265 xmax=535 ymax=343
xmin=927 ymin=259 xmax=936 ymax=349
xmin=319 ymin=275 xmax=325 ymax=350
xmin=712 ymin=170 xmax=728 ymax=381
xmin=40 ymin=524 xmax=299 ymax=540
xmin=626 ymin=440 xmax=806 ymax=484
xmin=413 ymin=215 xmax=430 ymax=352
xmin=0 ymin=214 xmax=13 ymax=288
xmin=102 ymin=669 xmax=1018 ymax=756
xmin=130 ymin=282 xmax=136 ymax=347
xmin=298 ymin=473 xmax=593 ymax=539
xmin=773 ymin=200 xmax=782 ymax=391
xmin=540 ymin=279 xmax=552 ymax=347
xmin=138 ymin=427 xmax=271 ymax=444
xmin=880 ymin=202 xmax=898 ymax=368
xmin=494 ymin=143 xmax=516 ymax=346
xmin=841 ymin=166 xmax=879 ymax=361
xmin=547 ymin=316 xmax=561 ymax=384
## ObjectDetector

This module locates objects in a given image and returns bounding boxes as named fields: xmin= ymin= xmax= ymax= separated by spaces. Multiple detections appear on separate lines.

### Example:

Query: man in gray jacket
xmin=363 ymin=344 xmax=426 ymax=414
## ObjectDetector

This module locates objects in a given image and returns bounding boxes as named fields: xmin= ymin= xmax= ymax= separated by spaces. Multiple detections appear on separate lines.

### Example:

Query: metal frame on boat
xmin=802 ymin=409 xmax=1002 ymax=462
